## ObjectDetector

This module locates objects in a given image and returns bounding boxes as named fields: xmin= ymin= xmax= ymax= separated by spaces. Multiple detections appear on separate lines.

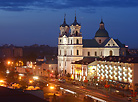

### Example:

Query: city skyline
xmin=0 ymin=0 xmax=138 ymax=48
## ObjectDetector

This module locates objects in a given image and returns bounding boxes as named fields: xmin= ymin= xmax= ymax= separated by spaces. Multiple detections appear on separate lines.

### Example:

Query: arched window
xmin=64 ymin=50 xmax=67 ymax=56
xmin=65 ymin=62 xmax=66 ymax=66
xmin=99 ymin=39 xmax=101 ymax=43
xmin=101 ymin=51 xmax=102 ymax=56
xmin=123 ymin=52 xmax=124 ymax=56
xmin=71 ymin=50 xmax=72 ymax=55
xmin=71 ymin=39 xmax=72 ymax=44
xmin=77 ymin=50 xmax=79 ymax=55
xmin=60 ymin=39 xmax=61 ymax=43
xmin=109 ymin=50 xmax=113 ymax=56
xmin=76 ymin=31 xmax=78 ymax=36
xmin=76 ymin=39 xmax=79 ymax=44
xmin=88 ymin=52 xmax=90 ymax=56
xmin=95 ymin=52 xmax=97 ymax=56
xmin=60 ymin=50 xmax=61 ymax=55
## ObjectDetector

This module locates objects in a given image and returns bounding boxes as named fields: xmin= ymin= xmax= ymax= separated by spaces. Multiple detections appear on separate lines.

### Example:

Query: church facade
xmin=58 ymin=15 xmax=126 ymax=74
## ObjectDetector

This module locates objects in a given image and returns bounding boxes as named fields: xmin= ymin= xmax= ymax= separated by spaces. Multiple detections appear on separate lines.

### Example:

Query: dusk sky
xmin=0 ymin=0 xmax=138 ymax=48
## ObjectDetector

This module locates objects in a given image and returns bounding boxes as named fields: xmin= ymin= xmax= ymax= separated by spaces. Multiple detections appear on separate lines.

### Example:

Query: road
xmin=40 ymin=78 xmax=129 ymax=102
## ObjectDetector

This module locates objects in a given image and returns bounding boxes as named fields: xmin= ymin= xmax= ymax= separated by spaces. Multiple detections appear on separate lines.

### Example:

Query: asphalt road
xmin=40 ymin=78 xmax=129 ymax=102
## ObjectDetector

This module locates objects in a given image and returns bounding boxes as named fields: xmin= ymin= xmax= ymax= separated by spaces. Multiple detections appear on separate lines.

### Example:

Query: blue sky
xmin=0 ymin=0 xmax=138 ymax=48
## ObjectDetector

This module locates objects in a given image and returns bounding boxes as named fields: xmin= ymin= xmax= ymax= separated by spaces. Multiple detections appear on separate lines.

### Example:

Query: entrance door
xmin=109 ymin=50 xmax=113 ymax=56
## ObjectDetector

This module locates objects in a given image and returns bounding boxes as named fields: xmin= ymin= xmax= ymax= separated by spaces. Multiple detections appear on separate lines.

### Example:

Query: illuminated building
xmin=88 ymin=56 xmax=138 ymax=89
xmin=71 ymin=57 xmax=96 ymax=81
xmin=58 ymin=14 xmax=127 ymax=74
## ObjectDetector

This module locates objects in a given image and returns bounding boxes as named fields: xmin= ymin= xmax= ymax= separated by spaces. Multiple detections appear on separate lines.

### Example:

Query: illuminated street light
xmin=0 ymin=80 xmax=4 ymax=83
xmin=29 ymin=80 xmax=33 ymax=84
xmin=6 ymin=70 xmax=10 ymax=74
xmin=50 ymin=86 xmax=54 ymax=90
xmin=7 ymin=61 xmax=11 ymax=65
xmin=19 ymin=76 xmax=22 ymax=80
xmin=33 ymin=76 xmax=39 ymax=80
xmin=52 ymin=70 xmax=53 ymax=73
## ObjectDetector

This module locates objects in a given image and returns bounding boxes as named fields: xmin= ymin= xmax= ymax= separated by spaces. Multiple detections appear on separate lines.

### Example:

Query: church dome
xmin=60 ymin=15 xmax=69 ymax=27
xmin=60 ymin=20 xmax=69 ymax=27
xmin=95 ymin=29 xmax=109 ymax=37
xmin=71 ymin=15 xmax=81 ymax=26
xmin=95 ymin=19 xmax=109 ymax=37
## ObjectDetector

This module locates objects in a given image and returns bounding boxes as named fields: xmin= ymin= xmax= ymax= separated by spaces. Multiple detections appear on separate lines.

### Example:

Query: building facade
xmin=58 ymin=15 xmax=126 ymax=75
xmin=88 ymin=56 xmax=138 ymax=89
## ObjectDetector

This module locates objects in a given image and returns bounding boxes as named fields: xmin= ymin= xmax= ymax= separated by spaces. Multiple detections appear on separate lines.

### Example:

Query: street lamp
xmin=50 ymin=86 xmax=55 ymax=90
xmin=7 ymin=61 xmax=11 ymax=65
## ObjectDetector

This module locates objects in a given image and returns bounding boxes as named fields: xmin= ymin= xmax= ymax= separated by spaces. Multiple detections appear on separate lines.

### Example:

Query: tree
xmin=7 ymin=71 xmax=19 ymax=83
xmin=66 ymin=73 xmax=71 ymax=80
xmin=0 ymin=61 xmax=6 ymax=78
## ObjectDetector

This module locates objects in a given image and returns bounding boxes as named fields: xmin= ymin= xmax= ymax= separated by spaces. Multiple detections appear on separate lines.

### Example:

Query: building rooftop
xmin=71 ymin=57 xmax=97 ymax=65
xmin=0 ymin=86 xmax=47 ymax=102
xmin=98 ymin=56 xmax=138 ymax=63
xmin=83 ymin=38 xmax=125 ymax=48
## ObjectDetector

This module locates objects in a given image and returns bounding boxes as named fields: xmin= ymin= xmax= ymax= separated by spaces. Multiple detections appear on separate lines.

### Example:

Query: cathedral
xmin=58 ymin=15 xmax=126 ymax=74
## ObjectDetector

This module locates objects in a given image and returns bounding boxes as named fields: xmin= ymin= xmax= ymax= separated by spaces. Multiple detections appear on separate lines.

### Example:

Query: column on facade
xmin=82 ymin=65 xmax=83 ymax=81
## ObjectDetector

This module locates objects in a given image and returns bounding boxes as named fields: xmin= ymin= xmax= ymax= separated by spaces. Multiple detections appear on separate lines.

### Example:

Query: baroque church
xmin=58 ymin=15 xmax=126 ymax=74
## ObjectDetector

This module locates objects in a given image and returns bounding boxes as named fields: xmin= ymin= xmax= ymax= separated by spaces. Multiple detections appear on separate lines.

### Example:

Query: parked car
xmin=72 ymin=81 xmax=79 ymax=85
xmin=58 ymin=79 xmax=66 ymax=83
xmin=128 ymin=97 xmax=132 ymax=101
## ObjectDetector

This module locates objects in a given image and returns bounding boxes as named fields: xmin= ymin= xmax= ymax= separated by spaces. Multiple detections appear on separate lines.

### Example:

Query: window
xmin=71 ymin=40 xmax=72 ymax=44
xmin=101 ymin=51 xmax=102 ymax=56
xmin=64 ymin=50 xmax=66 ymax=56
xmin=76 ymin=31 xmax=78 ymax=36
xmin=76 ymin=39 xmax=79 ymax=44
xmin=109 ymin=50 xmax=113 ymax=56
xmin=113 ymin=44 xmax=115 ymax=46
xmin=99 ymin=39 xmax=101 ymax=43
xmin=65 ymin=62 xmax=66 ymax=66
xmin=71 ymin=50 xmax=72 ymax=55
xmin=60 ymin=50 xmax=61 ymax=55
xmin=108 ymin=44 xmax=110 ymax=46
xmin=95 ymin=52 xmax=97 ymax=56
xmin=123 ymin=52 xmax=124 ymax=56
xmin=88 ymin=52 xmax=90 ymax=56
xmin=77 ymin=50 xmax=79 ymax=55
xmin=60 ymin=39 xmax=61 ymax=43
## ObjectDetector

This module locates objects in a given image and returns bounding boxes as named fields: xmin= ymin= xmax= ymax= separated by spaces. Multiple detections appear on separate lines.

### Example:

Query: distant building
xmin=0 ymin=46 xmax=23 ymax=58
xmin=36 ymin=56 xmax=46 ymax=62
xmin=58 ymin=15 xmax=127 ymax=75
xmin=16 ymin=58 xmax=58 ymax=77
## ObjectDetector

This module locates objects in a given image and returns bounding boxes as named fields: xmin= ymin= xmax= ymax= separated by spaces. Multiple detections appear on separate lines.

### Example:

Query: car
xmin=49 ymin=79 xmax=55 ymax=82
xmin=128 ymin=97 xmax=132 ymax=101
xmin=72 ymin=81 xmax=78 ymax=85
xmin=58 ymin=79 xmax=66 ymax=83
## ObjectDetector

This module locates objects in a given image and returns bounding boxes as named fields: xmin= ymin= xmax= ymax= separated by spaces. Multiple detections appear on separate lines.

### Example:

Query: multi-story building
xmin=71 ymin=56 xmax=138 ymax=89
xmin=58 ymin=15 xmax=127 ymax=75
xmin=88 ymin=56 xmax=138 ymax=89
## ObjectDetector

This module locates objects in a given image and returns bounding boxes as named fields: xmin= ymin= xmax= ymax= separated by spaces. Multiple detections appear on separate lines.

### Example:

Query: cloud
xmin=0 ymin=0 xmax=138 ymax=11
